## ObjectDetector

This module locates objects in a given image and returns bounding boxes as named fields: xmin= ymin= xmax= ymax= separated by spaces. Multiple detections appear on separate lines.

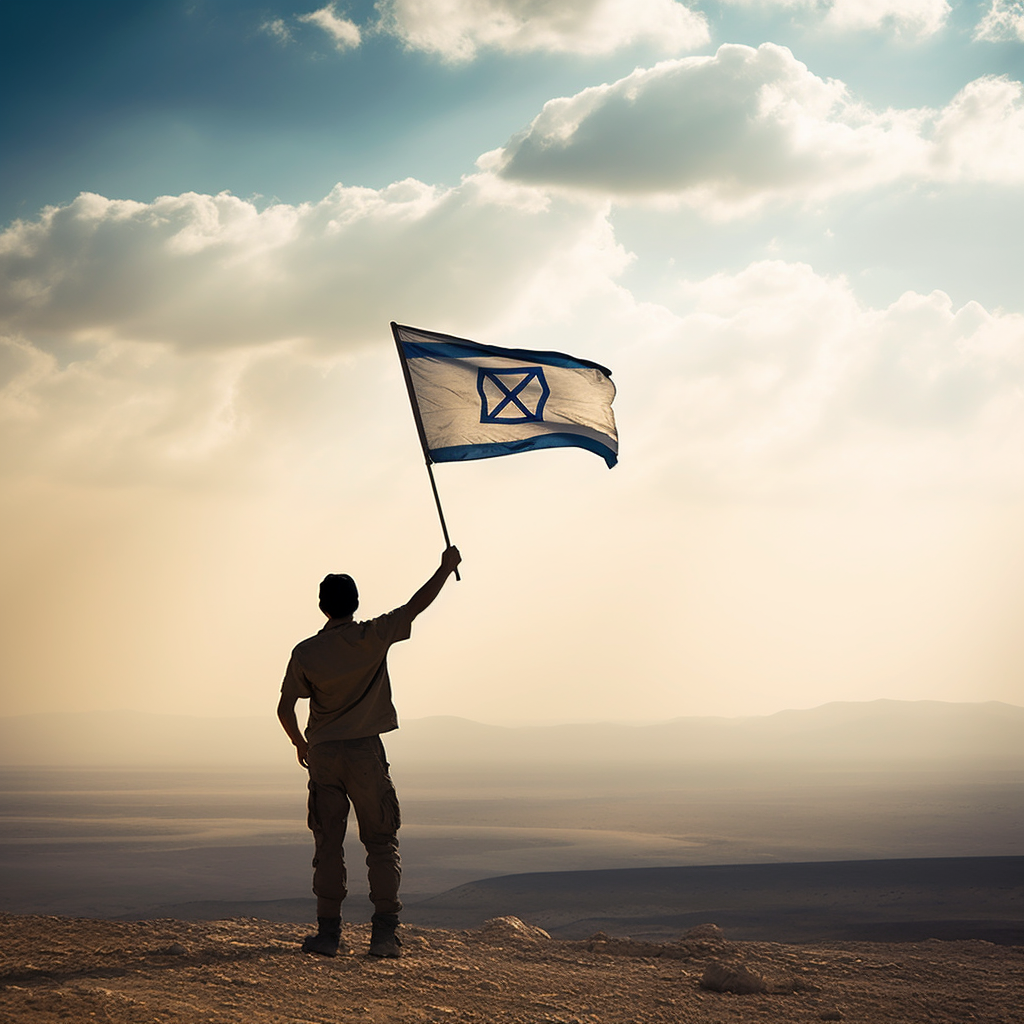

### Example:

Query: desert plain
xmin=2 ymin=703 xmax=1022 ymax=1022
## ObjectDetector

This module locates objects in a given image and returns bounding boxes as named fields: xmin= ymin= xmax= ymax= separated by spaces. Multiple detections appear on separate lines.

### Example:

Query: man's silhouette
xmin=277 ymin=545 xmax=462 ymax=957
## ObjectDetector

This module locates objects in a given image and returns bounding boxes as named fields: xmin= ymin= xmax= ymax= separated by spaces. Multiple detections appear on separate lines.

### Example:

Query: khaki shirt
xmin=281 ymin=607 xmax=413 ymax=745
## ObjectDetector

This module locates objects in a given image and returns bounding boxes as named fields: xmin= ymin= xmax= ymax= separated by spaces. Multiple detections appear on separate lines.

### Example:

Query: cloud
xmin=488 ymin=44 xmax=1024 ymax=214
xmin=823 ymin=0 xmax=950 ymax=36
xmin=631 ymin=260 xmax=1024 ymax=493
xmin=260 ymin=18 xmax=293 ymax=44
xmin=299 ymin=3 xmax=362 ymax=50
xmin=720 ymin=0 xmax=950 ymax=38
xmin=930 ymin=75 xmax=1024 ymax=181
xmin=4 ymin=177 xmax=1024 ymax=496
xmin=375 ymin=0 xmax=709 ymax=62
xmin=489 ymin=44 xmax=927 ymax=211
xmin=974 ymin=0 xmax=1024 ymax=41
xmin=0 ymin=180 xmax=614 ymax=353
xmin=0 ymin=178 xmax=622 ymax=481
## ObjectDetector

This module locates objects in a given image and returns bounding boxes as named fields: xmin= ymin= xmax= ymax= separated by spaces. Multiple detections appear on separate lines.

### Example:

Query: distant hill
xmin=387 ymin=700 xmax=1024 ymax=767
xmin=1 ymin=700 xmax=1022 ymax=767
xmin=404 ymin=855 xmax=1024 ymax=944
xmin=110 ymin=857 xmax=1024 ymax=945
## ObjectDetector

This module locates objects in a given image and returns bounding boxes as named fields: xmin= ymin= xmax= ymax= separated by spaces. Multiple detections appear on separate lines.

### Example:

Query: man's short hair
xmin=319 ymin=573 xmax=359 ymax=619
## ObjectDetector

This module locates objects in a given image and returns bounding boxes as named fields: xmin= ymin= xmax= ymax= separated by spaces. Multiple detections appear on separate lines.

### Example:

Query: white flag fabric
xmin=394 ymin=323 xmax=618 ymax=468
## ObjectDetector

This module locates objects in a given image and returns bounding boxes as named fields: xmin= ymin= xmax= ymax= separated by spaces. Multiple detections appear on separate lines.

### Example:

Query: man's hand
xmin=441 ymin=545 xmax=461 ymax=574
xmin=294 ymin=737 xmax=309 ymax=769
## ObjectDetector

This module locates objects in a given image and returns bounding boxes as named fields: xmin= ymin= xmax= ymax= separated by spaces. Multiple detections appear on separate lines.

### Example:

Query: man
xmin=277 ymin=545 xmax=462 ymax=958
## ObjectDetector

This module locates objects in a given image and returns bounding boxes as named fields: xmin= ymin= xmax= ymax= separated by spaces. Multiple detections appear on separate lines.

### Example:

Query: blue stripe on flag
xmin=400 ymin=340 xmax=612 ymax=376
xmin=429 ymin=433 xmax=617 ymax=469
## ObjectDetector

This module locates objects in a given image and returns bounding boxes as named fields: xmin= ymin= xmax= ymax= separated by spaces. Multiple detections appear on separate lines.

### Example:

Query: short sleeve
xmin=370 ymin=606 xmax=414 ymax=645
xmin=280 ymin=651 xmax=312 ymax=699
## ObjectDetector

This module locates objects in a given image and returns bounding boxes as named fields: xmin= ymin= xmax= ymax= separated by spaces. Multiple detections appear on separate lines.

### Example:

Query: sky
xmin=3 ymin=0 xmax=1024 ymax=725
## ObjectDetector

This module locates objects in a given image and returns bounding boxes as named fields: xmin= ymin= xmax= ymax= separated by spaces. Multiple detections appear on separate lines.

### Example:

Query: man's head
xmin=319 ymin=573 xmax=359 ymax=619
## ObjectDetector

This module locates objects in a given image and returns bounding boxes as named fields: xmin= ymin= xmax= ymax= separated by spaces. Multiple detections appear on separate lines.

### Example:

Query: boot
xmin=301 ymin=915 xmax=342 ymax=957
xmin=368 ymin=912 xmax=402 ymax=958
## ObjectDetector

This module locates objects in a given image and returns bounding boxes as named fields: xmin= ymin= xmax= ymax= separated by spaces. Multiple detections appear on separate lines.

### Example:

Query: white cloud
xmin=490 ymin=44 xmax=927 ymax=211
xmin=489 ymin=44 xmax=1024 ymax=214
xmin=931 ymin=75 xmax=1024 ymax=180
xmin=0 ymin=180 xmax=611 ymax=354
xmin=824 ymin=0 xmax=950 ymax=36
xmin=628 ymin=260 xmax=1024 ymax=493
xmin=0 ymin=178 xmax=620 ymax=481
xmin=375 ymin=0 xmax=708 ymax=62
xmin=4 ymin=175 xmax=1024 ymax=496
xmin=299 ymin=3 xmax=362 ymax=50
xmin=974 ymin=0 xmax=1024 ymax=41
xmin=721 ymin=0 xmax=950 ymax=38
xmin=260 ymin=18 xmax=293 ymax=44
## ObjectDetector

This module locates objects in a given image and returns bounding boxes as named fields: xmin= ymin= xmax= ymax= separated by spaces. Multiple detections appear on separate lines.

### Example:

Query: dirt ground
xmin=1 ymin=912 xmax=1022 ymax=1024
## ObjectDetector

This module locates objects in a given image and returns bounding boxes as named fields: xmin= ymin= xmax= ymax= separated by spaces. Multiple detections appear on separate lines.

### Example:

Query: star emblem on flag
xmin=476 ymin=367 xmax=550 ymax=424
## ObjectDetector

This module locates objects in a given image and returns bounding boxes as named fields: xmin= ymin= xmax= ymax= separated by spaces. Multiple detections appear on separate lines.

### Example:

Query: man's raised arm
xmin=405 ymin=546 xmax=462 ymax=620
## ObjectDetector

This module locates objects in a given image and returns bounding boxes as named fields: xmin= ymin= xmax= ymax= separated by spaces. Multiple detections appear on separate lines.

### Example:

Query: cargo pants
xmin=306 ymin=736 xmax=402 ymax=915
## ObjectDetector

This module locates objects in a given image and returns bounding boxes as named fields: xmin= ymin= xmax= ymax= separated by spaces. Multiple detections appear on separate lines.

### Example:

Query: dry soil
xmin=2 ymin=912 xmax=1022 ymax=1024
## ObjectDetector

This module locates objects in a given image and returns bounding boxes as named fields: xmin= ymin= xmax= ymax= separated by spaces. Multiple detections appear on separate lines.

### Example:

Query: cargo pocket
xmin=374 ymin=739 xmax=401 ymax=832
xmin=381 ymin=779 xmax=401 ymax=833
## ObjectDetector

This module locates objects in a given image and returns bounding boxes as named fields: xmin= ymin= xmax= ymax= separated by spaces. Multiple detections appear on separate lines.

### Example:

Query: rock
xmin=683 ymin=923 xmax=725 ymax=941
xmin=819 ymin=1011 xmax=843 ymax=1021
xmin=479 ymin=916 xmax=550 ymax=942
xmin=700 ymin=962 xmax=768 ymax=995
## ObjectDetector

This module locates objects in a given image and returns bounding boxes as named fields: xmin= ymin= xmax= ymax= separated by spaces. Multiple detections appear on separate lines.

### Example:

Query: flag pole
xmin=392 ymin=322 xmax=460 ymax=581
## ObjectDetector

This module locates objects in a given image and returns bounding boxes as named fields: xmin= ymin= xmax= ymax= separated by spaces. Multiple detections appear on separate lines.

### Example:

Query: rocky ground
xmin=2 ymin=912 xmax=1022 ymax=1023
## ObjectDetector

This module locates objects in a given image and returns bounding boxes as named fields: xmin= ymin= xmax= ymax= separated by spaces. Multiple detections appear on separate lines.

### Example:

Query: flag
xmin=393 ymin=323 xmax=618 ymax=469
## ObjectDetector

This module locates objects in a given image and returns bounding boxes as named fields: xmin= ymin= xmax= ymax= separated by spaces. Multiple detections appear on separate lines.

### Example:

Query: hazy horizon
xmin=3 ymin=698 xmax=1023 ymax=769
xmin=5 ymin=694 xmax=1022 ymax=726
xmin=3 ymin=697 xmax=1021 ymax=923
xmin=3 ymin=758 xmax=1022 ymax=920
